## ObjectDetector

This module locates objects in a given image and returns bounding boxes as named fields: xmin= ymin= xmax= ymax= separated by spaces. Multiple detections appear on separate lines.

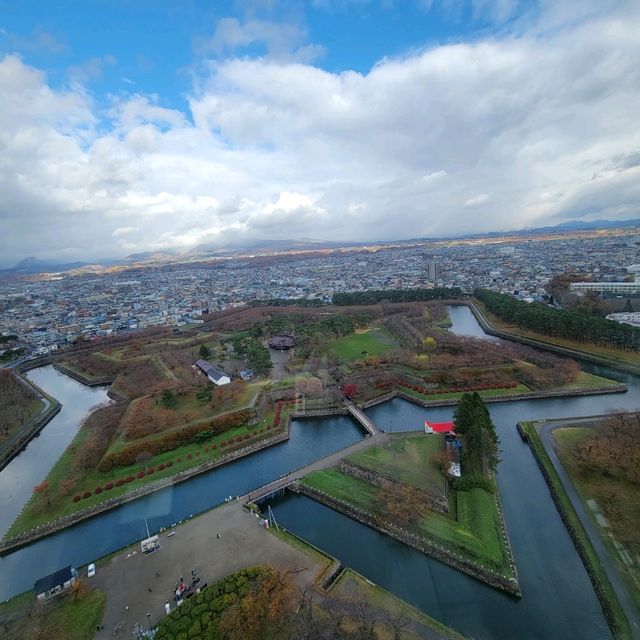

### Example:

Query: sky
xmin=1 ymin=0 xmax=639 ymax=267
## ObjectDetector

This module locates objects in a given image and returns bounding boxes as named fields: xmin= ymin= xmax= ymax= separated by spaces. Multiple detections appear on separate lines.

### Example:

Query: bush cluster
xmin=154 ymin=567 xmax=267 ymax=640
xmin=98 ymin=409 xmax=253 ymax=471
xmin=373 ymin=378 xmax=518 ymax=395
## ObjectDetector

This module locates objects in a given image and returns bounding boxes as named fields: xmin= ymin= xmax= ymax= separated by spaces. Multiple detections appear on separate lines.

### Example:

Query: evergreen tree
xmin=453 ymin=393 xmax=499 ymax=476
xmin=199 ymin=343 xmax=211 ymax=359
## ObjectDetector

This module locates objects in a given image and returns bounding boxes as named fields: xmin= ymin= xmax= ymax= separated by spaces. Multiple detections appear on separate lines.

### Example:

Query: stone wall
xmin=0 ymin=428 xmax=291 ymax=554
xmin=294 ymin=483 xmax=521 ymax=597
xmin=337 ymin=460 xmax=449 ymax=514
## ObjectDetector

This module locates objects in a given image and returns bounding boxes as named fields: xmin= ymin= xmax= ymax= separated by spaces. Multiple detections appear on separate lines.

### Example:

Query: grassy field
xmin=347 ymin=435 xmax=444 ymax=494
xmin=0 ymin=396 xmax=43 ymax=446
xmin=303 ymin=467 xmax=513 ymax=577
xmin=327 ymin=328 xmax=394 ymax=362
xmin=331 ymin=569 xmax=466 ymax=640
xmin=553 ymin=425 xmax=640 ymax=613
xmin=399 ymin=383 xmax=530 ymax=402
xmin=0 ymin=588 xmax=105 ymax=640
xmin=473 ymin=300 xmax=640 ymax=370
xmin=119 ymin=381 xmax=265 ymax=441
xmin=521 ymin=421 xmax=630 ymax=639
xmin=5 ymin=406 xmax=289 ymax=540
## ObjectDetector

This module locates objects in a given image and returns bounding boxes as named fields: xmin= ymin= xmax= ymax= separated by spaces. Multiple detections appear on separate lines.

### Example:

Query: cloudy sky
xmin=1 ymin=0 xmax=639 ymax=267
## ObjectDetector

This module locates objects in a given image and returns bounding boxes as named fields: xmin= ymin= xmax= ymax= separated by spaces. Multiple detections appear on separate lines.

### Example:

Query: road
xmin=538 ymin=417 xmax=640 ymax=639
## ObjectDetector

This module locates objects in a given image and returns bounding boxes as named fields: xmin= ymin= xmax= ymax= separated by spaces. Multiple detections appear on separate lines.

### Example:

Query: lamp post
xmin=146 ymin=612 xmax=151 ymax=630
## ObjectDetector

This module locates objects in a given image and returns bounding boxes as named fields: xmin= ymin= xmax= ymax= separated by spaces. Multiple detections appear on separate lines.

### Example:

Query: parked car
xmin=87 ymin=563 xmax=96 ymax=578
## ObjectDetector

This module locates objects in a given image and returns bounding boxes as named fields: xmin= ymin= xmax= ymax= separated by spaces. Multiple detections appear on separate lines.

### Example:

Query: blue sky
xmin=1 ymin=0 xmax=528 ymax=112
xmin=0 ymin=1 xmax=639 ymax=265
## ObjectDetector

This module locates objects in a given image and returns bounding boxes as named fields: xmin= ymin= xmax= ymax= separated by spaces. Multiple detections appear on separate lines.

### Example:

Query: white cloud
xmin=1 ymin=1 xmax=640 ymax=266
xmin=464 ymin=194 xmax=490 ymax=207
xmin=202 ymin=17 xmax=324 ymax=63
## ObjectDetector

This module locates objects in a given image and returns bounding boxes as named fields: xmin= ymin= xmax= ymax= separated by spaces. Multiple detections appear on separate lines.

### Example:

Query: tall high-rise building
xmin=426 ymin=261 xmax=441 ymax=281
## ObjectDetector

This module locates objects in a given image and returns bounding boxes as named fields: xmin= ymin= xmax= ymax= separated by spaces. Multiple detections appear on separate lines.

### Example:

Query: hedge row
xmin=98 ymin=409 xmax=253 ymax=472
xmin=373 ymin=379 xmax=519 ymax=394
xmin=72 ymin=426 xmax=275 ymax=505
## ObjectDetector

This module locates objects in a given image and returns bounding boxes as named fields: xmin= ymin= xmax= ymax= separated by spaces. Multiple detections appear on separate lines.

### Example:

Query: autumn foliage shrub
xmin=105 ymin=482 xmax=114 ymax=490
xmin=73 ymin=495 xmax=81 ymax=503
xmin=98 ymin=409 xmax=253 ymax=471
xmin=82 ymin=491 xmax=91 ymax=499
xmin=94 ymin=487 xmax=103 ymax=495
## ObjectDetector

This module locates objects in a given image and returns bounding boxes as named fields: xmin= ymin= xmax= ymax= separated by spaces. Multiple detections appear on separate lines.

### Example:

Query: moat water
xmin=1 ymin=306 xmax=638 ymax=640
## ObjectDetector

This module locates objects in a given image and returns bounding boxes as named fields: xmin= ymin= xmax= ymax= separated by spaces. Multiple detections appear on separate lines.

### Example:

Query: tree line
xmin=332 ymin=287 xmax=464 ymax=306
xmin=249 ymin=297 xmax=325 ymax=307
xmin=476 ymin=289 xmax=640 ymax=351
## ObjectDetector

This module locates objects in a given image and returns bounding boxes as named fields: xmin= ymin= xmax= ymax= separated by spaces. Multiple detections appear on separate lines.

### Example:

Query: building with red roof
xmin=424 ymin=420 xmax=456 ymax=435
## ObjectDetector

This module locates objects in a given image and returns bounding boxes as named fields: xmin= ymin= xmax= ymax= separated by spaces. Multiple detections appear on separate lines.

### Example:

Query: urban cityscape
xmin=2 ymin=1 xmax=640 ymax=640
xmin=1 ymin=228 xmax=639 ymax=359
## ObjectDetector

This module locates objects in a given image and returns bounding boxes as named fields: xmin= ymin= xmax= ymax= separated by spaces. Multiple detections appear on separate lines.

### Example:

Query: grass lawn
xmin=5 ymin=405 xmax=289 ymax=540
xmin=560 ymin=371 xmax=623 ymax=390
xmin=327 ymin=329 xmax=394 ymax=362
xmin=399 ymin=383 xmax=530 ymax=403
xmin=521 ymin=421 xmax=630 ymax=639
xmin=347 ymin=435 xmax=444 ymax=494
xmin=302 ymin=467 xmax=513 ymax=577
xmin=0 ymin=396 xmax=44 ymax=446
xmin=120 ymin=381 xmax=264 ymax=441
xmin=332 ymin=568 xmax=466 ymax=640
xmin=0 ymin=589 xmax=106 ymax=640
xmin=553 ymin=425 xmax=640 ymax=614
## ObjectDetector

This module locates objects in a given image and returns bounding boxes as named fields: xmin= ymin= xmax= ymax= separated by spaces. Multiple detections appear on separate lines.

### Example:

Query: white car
xmin=87 ymin=563 xmax=96 ymax=578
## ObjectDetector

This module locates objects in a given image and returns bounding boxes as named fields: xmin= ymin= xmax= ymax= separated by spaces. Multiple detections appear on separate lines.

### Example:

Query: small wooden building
xmin=34 ymin=566 xmax=77 ymax=602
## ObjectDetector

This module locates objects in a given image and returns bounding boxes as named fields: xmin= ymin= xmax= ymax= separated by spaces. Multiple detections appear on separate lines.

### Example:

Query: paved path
xmin=537 ymin=418 xmax=640 ymax=639
xmin=247 ymin=430 xmax=390 ymax=502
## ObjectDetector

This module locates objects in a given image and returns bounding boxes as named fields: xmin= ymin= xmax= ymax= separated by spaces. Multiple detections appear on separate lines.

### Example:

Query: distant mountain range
xmin=4 ymin=218 xmax=639 ymax=277
xmin=525 ymin=218 xmax=640 ymax=232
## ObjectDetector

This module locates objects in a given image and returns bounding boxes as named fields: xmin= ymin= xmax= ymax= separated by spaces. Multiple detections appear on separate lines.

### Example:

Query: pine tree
xmin=454 ymin=393 xmax=500 ymax=476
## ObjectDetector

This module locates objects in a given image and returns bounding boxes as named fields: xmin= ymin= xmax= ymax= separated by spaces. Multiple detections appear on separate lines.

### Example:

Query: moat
xmin=1 ymin=305 xmax=638 ymax=639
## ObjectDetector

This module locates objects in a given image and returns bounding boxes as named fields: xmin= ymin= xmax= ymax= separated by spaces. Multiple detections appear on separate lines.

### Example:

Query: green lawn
xmin=347 ymin=435 xmax=444 ymax=494
xmin=0 ymin=589 xmax=106 ymax=640
xmin=559 ymin=371 xmax=623 ymax=390
xmin=303 ymin=467 xmax=513 ymax=577
xmin=399 ymin=383 xmax=530 ymax=403
xmin=327 ymin=329 xmax=394 ymax=362
xmin=5 ymin=406 xmax=289 ymax=540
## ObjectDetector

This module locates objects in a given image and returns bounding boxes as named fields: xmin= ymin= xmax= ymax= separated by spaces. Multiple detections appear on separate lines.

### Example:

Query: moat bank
xmin=0 ymin=364 xmax=364 ymax=601
xmin=0 ymin=367 xmax=110 ymax=537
